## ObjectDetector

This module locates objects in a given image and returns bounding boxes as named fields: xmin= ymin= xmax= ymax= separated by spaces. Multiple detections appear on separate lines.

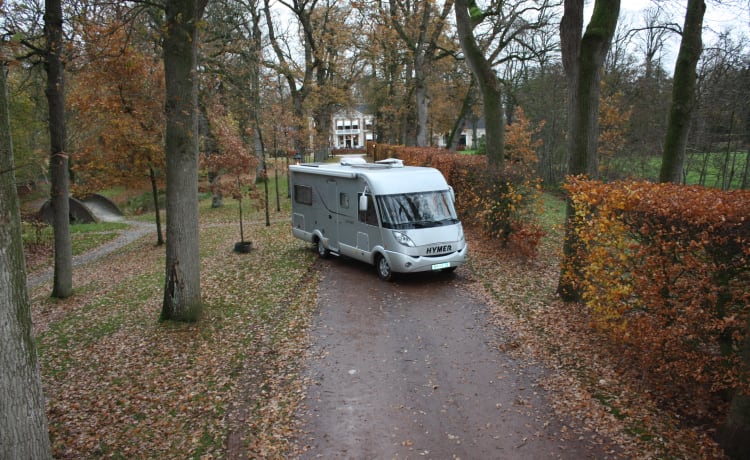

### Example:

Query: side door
xmin=324 ymin=179 xmax=339 ymax=250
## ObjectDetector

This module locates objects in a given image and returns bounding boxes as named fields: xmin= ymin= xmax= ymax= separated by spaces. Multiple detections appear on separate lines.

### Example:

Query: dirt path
xmin=295 ymin=256 xmax=606 ymax=459
xmin=25 ymin=219 xmax=156 ymax=289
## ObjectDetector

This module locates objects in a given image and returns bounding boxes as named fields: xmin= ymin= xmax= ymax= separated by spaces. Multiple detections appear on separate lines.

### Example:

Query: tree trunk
xmin=161 ymin=0 xmax=207 ymax=322
xmin=415 ymin=74 xmax=429 ymax=147
xmin=45 ymin=0 xmax=72 ymax=299
xmin=659 ymin=0 xmax=706 ymax=183
xmin=720 ymin=311 xmax=750 ymax=458
xmin=0 ymin=61 xmax=53 ymax=460
xmin=557 ymin=0 xmax=620 ymax=302
xmin=454 ymin=0 xmax=504 ymax=165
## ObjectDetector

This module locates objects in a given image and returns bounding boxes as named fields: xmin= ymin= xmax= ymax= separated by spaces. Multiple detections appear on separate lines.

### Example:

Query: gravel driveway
xmin=296 ymin=256 xmax=604 ymax=459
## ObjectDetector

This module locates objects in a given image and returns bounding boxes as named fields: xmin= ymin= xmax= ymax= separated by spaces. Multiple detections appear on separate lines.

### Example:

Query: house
xmin=328 ymin=105 xmax=486 ymax=151
xmin=434 ymin=117 xmax=486 ymax=150
xmin=331 ymin=105 xmax=375 ymax=149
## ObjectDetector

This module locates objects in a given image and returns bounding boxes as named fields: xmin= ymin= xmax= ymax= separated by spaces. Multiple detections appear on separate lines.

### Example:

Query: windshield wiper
xmin=412 ymin=220 xmax=444 ymax=228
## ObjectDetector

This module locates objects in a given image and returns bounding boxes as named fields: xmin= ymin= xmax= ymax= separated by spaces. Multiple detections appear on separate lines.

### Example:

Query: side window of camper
xmin=294 ymin=185 xmax=313 ymax=205
xmin=358 ymin=193 xmax=378 ymax=226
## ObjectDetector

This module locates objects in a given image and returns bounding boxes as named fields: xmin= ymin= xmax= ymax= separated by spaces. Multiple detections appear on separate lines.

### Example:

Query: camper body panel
xmin=290 ymin=160 xmax=467 ymax=278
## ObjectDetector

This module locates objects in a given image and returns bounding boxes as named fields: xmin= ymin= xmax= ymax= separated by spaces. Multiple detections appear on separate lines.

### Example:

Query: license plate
xmin=431 ymin=262 xmax=451 ymax=270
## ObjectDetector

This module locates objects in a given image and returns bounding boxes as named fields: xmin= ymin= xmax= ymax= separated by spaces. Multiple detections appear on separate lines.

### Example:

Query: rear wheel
xmin=375 ymin=254 xmax=393 ymax=281
xmin=316 ymin=238 xmax=330 ymax=259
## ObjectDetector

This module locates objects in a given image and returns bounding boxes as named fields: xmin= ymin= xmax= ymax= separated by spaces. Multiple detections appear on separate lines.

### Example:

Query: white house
xmin=328 ymin=106 xmax=486 ymax=151
xmin=434 ymin=117 xmax=486 ymax=150
xmin=331 ymin=105 xmax=375 ymax=149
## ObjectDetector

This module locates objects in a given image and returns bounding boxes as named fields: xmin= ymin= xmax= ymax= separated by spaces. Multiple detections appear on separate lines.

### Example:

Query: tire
xmin=375 ymin=254 xmax=393 ymax=281
xmin=316 ymin=238 xmax=330 ymax=259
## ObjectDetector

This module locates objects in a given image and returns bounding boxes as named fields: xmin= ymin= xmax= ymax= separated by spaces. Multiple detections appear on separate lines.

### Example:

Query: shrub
xmin=565 ymin=177 xmax=750 ymax=421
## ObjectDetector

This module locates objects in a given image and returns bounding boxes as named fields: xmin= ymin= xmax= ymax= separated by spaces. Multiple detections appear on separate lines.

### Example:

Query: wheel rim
xmin=377 ymin=256 xmax=391 ymax=279
xmin=317 ymin=240 xmax=327 ymax=257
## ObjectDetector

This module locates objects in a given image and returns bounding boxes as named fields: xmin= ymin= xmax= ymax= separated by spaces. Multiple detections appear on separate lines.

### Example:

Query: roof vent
xmin=375 ymin=158 xmax=404 ymax=168
xmin=340 ymin=157 xmax=367 ymax=166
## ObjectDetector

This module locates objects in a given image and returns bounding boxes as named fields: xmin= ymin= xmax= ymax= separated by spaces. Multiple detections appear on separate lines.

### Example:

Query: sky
xmin=585 ymin=0 xmax=749 ymax=71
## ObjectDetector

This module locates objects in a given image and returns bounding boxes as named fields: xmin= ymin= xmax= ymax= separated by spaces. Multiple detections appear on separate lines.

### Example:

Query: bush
xmin=565 ymin=177 xmax=750 ymax=422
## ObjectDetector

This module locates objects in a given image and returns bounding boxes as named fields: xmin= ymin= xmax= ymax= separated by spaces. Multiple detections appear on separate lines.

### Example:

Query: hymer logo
xmin=426 ymin=245 xmax=452 ymax=255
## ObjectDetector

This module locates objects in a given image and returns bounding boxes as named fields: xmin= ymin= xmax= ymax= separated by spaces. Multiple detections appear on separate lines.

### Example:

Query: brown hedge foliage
xmin=565 ymin=177 xmax=750 ymax=422
xmin=371 ymin=144 xmax=544 ymax=257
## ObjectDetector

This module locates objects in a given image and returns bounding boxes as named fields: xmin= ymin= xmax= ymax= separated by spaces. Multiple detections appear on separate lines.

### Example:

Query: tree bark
xmin=0 ymin=61 xmax=53 ymax=460
xmin=659 ymin=0 xmax=705 ymax=183
xmin=454 ymin=0 xmax=505 ymax=165
xmin=44 ymin=0 xmax=72 ymax=299
xmin=557 ymin=0 xmax=620 ymax=302
xmin=720 ymin=309 xmax=750 ymax=458
xmin=161 ymin=0 xmax=207 ymax=322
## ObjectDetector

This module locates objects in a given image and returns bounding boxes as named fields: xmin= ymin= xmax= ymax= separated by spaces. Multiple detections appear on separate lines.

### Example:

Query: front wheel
xmin=375 ymin=254 xmax=393 ymax=281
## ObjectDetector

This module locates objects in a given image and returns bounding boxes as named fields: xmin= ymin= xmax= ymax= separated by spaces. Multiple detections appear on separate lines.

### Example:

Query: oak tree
xmin=557 ymin=0 xmax=620 ymax=301
xmin=659 ymin=0 xmax=705 ymax=183
xmin=0 ymin=57 xmax=52 ymax=460
xmin=160 ymin=0 xmax=208 ymax=322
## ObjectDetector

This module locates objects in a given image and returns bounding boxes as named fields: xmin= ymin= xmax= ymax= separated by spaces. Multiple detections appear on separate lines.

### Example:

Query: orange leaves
xmin=68 ymin=20 xmax=166 ymax=195
xmin=564 ymin=177 xmax=750 ymax=420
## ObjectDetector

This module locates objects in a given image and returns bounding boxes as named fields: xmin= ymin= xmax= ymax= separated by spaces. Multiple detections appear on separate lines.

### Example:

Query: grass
xmin=613 ymin=151 xmax=748 ymax=189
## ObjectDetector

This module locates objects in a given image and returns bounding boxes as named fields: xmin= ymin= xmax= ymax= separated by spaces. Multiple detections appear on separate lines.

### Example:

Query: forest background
xmin=3 ymin=0 xmax=750 ymax=191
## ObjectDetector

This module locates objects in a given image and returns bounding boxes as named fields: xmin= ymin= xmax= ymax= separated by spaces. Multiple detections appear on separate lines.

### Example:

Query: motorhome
xmin=289 ymin=157 xmax=468 ymax=280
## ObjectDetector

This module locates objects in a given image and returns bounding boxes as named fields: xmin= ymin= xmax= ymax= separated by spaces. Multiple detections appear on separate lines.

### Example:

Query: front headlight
xmin=457 ymin=223 xmax=465 ymax=242
xmin=392 ymin=230 xmax=416 ymax=247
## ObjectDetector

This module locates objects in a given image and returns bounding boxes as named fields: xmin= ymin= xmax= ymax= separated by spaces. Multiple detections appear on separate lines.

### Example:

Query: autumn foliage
xmin=564 ymin=177 xmax=750 ymax=421
xmin=371 ymin=109 xmax=545 ymax=257
xmin=68 ymin=22 xmax=165 ymax=196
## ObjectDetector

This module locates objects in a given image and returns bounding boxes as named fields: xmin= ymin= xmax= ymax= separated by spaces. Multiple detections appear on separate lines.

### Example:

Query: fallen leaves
xmin=29 ymin=203 xmax=318 ymax=459
xmin=465 ymin=223 xmax=727 ymax=459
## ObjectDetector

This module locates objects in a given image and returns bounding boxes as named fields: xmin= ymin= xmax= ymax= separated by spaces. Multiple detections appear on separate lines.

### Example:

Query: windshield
xmin=377 ymin=191 xmax=459 ymax=229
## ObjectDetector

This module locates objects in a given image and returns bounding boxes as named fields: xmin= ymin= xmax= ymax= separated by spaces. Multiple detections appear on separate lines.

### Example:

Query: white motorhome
xmin=289 ymin=157 xmax=468 ymax=280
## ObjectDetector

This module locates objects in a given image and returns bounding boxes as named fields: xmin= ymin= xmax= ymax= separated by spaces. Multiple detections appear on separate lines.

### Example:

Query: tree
xmin=201 ymin=103 xmax=259 ymax=247
xmin=69 ymin=16 xmax=166 ymax=245
xmin=454 ymin=0 xmax=558 ymax=165
xmin=659 ymin=0 xmax=706 ymax=183
xmin=44 ymin=0 xmax=72 ymax=298
xmin=454 ymin=0 xmax=506 ymax=164
xmin=557 ymin=0 xmax=620 ymax=301
xmin=388 ymin=0 xmax=455 ymax=147
xmin=160 ymin=0 xmax=208 ymax=322
xmin=0 ymin=58 xmax=52 ymax=460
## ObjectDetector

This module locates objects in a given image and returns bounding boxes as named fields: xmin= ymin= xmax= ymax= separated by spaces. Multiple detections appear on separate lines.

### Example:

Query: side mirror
xmin=449 ymin=186 xmax=455 ymax=202
xmin=359 ymin=194 xmax=368 ymax=212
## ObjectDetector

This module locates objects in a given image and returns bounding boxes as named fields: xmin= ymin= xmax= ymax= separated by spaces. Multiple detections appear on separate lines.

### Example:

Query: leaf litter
xmin=26 ymin=203 xmax=727 ymax=459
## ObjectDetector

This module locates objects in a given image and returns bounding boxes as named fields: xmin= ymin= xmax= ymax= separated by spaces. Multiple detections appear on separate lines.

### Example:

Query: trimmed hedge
xmin=565 ymin=177 xmax=750 ymax=421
